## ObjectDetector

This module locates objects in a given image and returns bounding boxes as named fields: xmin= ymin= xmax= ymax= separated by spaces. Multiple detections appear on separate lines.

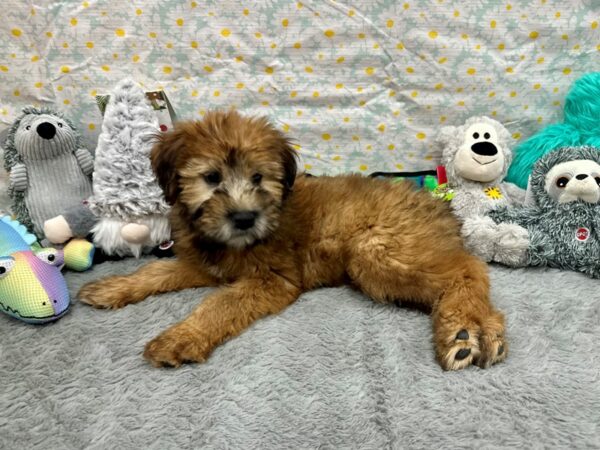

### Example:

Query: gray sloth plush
xmin=490 ymin=146 xmax=600 ymax=278
xmin=437 ymin=116 xmax=528 ymax=265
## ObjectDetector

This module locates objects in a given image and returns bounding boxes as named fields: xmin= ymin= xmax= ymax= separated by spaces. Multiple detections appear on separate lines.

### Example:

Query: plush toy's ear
xmin=151 ymin=128 xmax=186 ymax=205
xmin=437 ymin=126 xmax=457 ymax=146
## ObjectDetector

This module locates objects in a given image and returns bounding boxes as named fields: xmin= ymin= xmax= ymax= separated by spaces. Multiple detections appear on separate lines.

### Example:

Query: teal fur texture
xmin=507 ymin=72 xmax=600 ymax=188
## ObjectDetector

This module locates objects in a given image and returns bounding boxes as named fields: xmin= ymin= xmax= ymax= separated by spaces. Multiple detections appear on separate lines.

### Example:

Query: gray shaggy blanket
xmin=1 ymin=257 xmax=598 ymax=449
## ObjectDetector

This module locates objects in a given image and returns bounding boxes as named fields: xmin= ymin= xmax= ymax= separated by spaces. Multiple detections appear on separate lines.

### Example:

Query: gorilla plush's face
xmin=545 ymin=160 xmax=600 ymax=204
xmin=454 ymin=122 xmax=505 ymax=183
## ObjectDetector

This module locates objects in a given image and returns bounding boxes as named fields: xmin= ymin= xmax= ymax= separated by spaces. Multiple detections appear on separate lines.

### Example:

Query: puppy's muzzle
xmin=228 ymin=211 xmax=258 ymax=231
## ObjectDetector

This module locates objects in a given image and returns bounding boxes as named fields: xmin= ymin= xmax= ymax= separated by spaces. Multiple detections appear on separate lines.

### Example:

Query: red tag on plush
xmin=575 ymin=227 xmax=590 ymax=242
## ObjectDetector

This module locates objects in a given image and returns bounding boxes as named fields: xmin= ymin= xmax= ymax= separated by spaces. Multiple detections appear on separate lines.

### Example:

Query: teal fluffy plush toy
xmin=506 ymin=72 xmax=600 ymax=188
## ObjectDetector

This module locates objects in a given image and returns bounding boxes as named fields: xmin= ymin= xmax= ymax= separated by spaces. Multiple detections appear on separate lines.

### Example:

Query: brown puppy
xmin=79 ymin=110 xmax=507 ymax=371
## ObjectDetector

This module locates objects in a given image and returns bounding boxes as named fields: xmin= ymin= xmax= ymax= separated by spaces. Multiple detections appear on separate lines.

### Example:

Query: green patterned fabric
xmin=0 ymin=1 xmax=598 ymax=175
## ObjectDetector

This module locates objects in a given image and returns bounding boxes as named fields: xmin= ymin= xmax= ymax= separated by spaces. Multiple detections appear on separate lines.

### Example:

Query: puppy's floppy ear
xmin=151 ymin=128 xmax=186 ymax=205
xmin=278 ymin=137 xmax=298 ymax=198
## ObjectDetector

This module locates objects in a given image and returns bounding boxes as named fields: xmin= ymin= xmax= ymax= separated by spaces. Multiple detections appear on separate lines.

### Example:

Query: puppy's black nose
xmin=36 ymin=122 xmax=56 ymax=140
xmin=471 ymin=141 xmax=497 ymax=156
xmin=575 ymin=174 xmax=588 ymax=180
xmin=229 ymin=211 xmax=258 ymax=230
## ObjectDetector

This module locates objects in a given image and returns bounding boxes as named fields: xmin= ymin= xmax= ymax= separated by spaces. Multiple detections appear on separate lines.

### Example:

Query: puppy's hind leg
xmin=347 ymin=245 xmax=506 ymax=370
xmin=78 ymin=259 xmax=216 ymax=309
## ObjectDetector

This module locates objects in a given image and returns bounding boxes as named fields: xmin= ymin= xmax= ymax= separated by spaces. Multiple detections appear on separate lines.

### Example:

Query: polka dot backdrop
xmin=0 ymin=0 xmax=598 ymax=174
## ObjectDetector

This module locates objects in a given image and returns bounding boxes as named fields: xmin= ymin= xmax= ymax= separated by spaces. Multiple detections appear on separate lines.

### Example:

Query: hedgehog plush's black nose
xmin=575 ymin=174 xmax=588 ymax=180
xmin=36 ymin=122 xmax=56 ymax=140
xmin=471 ymin=141 xmax=498 ymax=156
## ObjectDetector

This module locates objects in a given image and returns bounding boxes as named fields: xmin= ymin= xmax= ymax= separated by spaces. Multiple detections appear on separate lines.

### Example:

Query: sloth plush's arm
xmin=488 ymin=206 xmax=539 ymax=228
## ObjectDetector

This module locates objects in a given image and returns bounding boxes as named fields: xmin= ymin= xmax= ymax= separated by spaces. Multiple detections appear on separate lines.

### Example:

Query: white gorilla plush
xmin=436 ymin=116 xmax=529 ymax=265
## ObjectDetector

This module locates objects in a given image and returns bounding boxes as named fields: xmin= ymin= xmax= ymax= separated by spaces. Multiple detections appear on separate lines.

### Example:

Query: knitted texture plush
xmin=491 ymin=146 xmax=600 ymax=278
xmin=88 ymin=78 xmax=171 ymax=257
xmin=506 ymin=72 xmax=600 ymax=188
xmin=3 ymin=107 xmax=96 ymax=241
xmin=437 ymin=116 xmax=528 ymax=265
xmin=0 ymin=215 xmax=69 ymax=324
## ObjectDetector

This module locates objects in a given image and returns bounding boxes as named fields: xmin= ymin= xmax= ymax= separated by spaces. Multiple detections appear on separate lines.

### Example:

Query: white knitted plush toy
xmin=436 ymin=116 xmax=529 ymax=266
xmin=88 ymin=78 xmax=171 ymax=257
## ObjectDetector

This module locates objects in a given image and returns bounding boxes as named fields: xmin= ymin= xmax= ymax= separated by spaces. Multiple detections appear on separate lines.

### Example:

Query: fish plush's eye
xmin=0 ymin=257 xmax=16 ymax=279
xmin=36 ymin=249 xmax=60 ymax=266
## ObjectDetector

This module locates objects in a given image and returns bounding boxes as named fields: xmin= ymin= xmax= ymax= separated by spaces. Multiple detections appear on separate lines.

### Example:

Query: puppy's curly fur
xmin=79 ymin=110 xmax=507 ymax=371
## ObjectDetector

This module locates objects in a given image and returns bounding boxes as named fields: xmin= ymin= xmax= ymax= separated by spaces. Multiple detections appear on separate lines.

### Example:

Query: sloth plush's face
xmin=453 ymin=122 xmax=505 ymax=183
xmin=545 ymin=160 xmax=600 ymax=204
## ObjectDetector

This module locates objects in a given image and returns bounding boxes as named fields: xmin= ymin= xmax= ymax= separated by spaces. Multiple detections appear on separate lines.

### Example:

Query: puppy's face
xmin=152 ymin=111 xmax=297 ymax=248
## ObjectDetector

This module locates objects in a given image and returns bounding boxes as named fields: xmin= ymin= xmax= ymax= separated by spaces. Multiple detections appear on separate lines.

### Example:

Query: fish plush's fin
xmin=0 ymin=215 xmax=38 ymax=247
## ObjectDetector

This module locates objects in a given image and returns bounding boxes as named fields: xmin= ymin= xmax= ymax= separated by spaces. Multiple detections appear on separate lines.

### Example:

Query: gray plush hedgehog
xmin=490 ymin=146 xmax=600 ymax=278
xmin=437 ymin=116 xmax=528 ymax=265
xmin=3 ymin=107 xmax=97 ymax=241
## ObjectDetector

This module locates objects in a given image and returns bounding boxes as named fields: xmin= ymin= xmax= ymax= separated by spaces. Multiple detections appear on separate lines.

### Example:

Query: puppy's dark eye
xmin=484 ymin=132 xmax=490 ymax=139
xmin=595 ymin=177 xmax=600 ymax=186
xmin=57 ymin=123 xmax=63 ymax=128
xmin=473 ymin=132 xmax=480 ymax=139
xmin=251 ymin=173 xmax=263 ymax=185
xmin=556 ymin=177 xmax=569 ymax=188
xmin=25 ymin=125 xmax=31 ymax=130
xmin=204 ymin=171 xmax=222 ymax=185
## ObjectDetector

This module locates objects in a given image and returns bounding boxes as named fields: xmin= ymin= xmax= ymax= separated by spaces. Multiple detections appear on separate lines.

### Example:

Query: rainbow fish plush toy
xmin=0 ymin=215 xmax=70 ymax=323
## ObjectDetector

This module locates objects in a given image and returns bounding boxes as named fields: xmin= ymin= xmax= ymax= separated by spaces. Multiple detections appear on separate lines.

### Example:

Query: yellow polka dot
xmin=555 ymin=11 xmax=560 ymax=18
xmin=563 ymin=67 xmax=571 ymax=75
xmin=304 ymin=164 xmax=312 ymax=170
xmin=403 ymin=3 xmax=410 ymax=9
xmin=61 ymin=66 xmax=70 ymax=73
xmin=461 ymin=33 xmax=469 ymax=39
xmin=149 ymin=32 xmax=157 ymax=38
xmin=213 ymin=90 xmax=220 ymax=97
xmin=204 ymin=66 xmax=213 ymax=73
xmin=352 ymin=135 xmax=360 ymax=141
xmin=221 ymin=28 xmax=231 ymax=37
xmin=132 ymin=55 xmax=140 ymax=62
xmin=258 ymin=87 xmax=265 ymax=93
xmin=439 ymin=116 xmax=446 ymax=123
xmin=377 ymin=124 xmax=386 ymax=132
xmin=282 ymin=19 xmax=289 ymax=27
xmin=429 ymin=30 xmax=438 ymax=39
xmin=387 ymin=19 xmax=394 ymax=28
xmin=322 ymin=133 xmax=331 ymax=140
xmin=562 ymin=34 xmax=568 ymax=40
xmin=188 ymin=41 xmax=198 ymax=49
xmin=166 ymin=42 xmax=173 ymax=49
xmin=332 ymin=155 xmax=341 ymax=161
xmin=512 ymin=132 xmax=521 ymax=139
xmin=490 ymin=20 xmax=496 ymax=28
xmin=416 ymin=132 xmax=426 ymax=140
xmin=261 ymin=101 xmax=269 ymax=106
xmin=358 ymin=33 xmax=366 ymax=39
xmin=365 ymin=67 xmax=375 ymax=75
xmin=163 ymin=66 xmax=172 ymax=74
xmin=13 ymin=89 xmax=20 ymax=96
xmin=592 ymin=21 xmax=598 ymax=29
xmin=335 ymin=83 xmax=344 ymax=89
xmin=255 ymin=32 xmax=262 ymax=38
xmin=324 ymin=29 xmax=335 ymax=38
xmin=348 ymin=9 xmax=355 ymax=16
xmin=191 ymin=1 xmax=197 ymax=7
xmin=536 ymin=57 xmax=545 ymax=64
xmin=236 ymin=82 xmax=245 ymax=89
xmin=290 ymin=91 xmax=297 ymax=98
xmin=537 ymin=116 xmax=543 ymax=123
xmin=457 ymin=100 xmax=465 ymax=106
xmin=63 ymin=42 xmax=69 ymax=48
xmin=438 ymin=57 xmax=447 ymax=64
xmin=46 ymin=31 xmax=53 ymax=37
xmin=305 ymin=66 xmax=313 ymax=73
xmin=294 ymin=42 xmax=302 ymax=49
xmin=263 ymin=66 xmax=274 ymax=74
xmin=115 ymin=28 xmax=125 ymax=37
xmin=234 ymin=55 xmax=243 ymax=62
xmin=336 ymin=57 xmax=345 ymax=63
xmin=101 ymin=65 xmax=110 ymax=71
xmin=35 ymin=82 xmax=43 ymax=88
xmin=176 ymin=18 xmax=184 ymax=26
xmin=453 ymin=10 xmax=460 ymax=17
xmin=467 ymin=67 xmax=476 ymax=75
xmin=506 ymin=67 xmax=514 ymax=73
xmin=12 ymin=28 xmax=22 ymax=37
xmin=88 ymin=123 xmax=95 ymax=130
xmin=136 ymin=8 xmax=142 ymax=15
xmin=411 ymin=91 xmax=418 ymax=97
xmin=90 ymin=89 xmax=97 ymax=96
xmin=63 ymin=99 xmax=70 ymax=105
xmin=533 ymin=83 xmax=541 ymax=89
xmin=396 ymin=42 xmax=404 ymax=50
xmin=406 ymin=67 xmax=414 ymax=73
xmin=271 ymin=43 xmax=277 ymax=48
xmin=343 ymin=117 xmax=350 ymax=122
xmin=529 ymin=31 xmax=539 ymax=39
xmin=359 ymin=164 xmax=368 ymax=171
xmin=83 ymin=2 xmax=89 ymax=7
xmin=313 ymin=91 xmax=320 ymax=98
xmin=70 ymin=18 xmax=78 ymax=26
xmin=510 ymin=91 xmax=517 ymax=97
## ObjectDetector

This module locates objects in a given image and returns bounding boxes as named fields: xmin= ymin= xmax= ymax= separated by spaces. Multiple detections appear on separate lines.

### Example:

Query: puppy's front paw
xmin=78 ymin=277 xmax=135 ymax=309
xmin=143 ymin=324 xmax=209 ymax=368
